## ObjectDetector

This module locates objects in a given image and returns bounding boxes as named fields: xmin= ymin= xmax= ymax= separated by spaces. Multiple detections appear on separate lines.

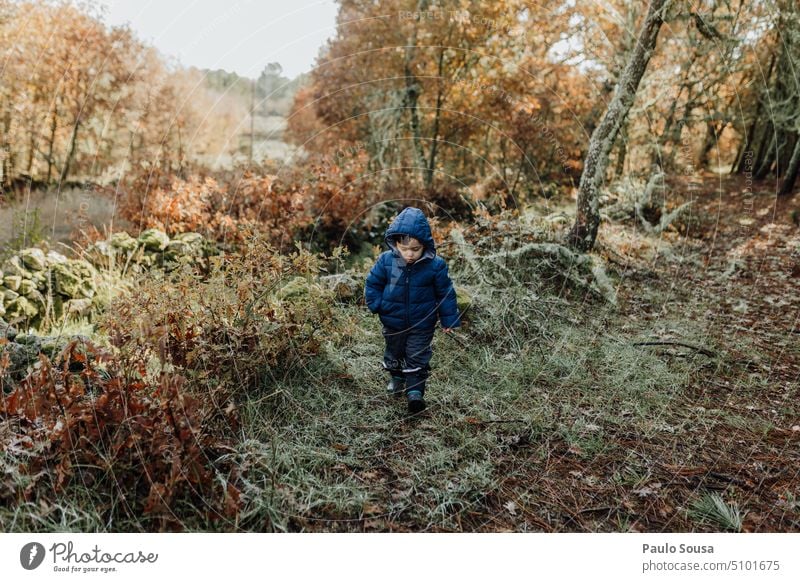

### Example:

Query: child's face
xmin=396 ymin=239 xmax=424 ymax=264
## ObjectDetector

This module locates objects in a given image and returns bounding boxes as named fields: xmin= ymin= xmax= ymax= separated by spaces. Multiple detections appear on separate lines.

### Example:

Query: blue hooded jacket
xmin=364 ymin=207 xmax=461 ymax=331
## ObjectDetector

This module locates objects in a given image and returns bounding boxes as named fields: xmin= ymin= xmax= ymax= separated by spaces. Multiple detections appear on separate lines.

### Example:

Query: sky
xmin=97 ymin=0 xmax=339 ymax=79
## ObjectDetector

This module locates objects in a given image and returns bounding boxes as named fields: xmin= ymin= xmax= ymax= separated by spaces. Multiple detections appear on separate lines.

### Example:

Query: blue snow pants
xmin=381 ymin=325 xmax=435 ymax=397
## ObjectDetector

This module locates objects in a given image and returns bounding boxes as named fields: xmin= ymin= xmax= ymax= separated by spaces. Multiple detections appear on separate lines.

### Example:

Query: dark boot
xmin=386 ymin=375 xmax=405 ymax=397
xmin=406 ymin=389 xmax=426 ymax=414
xmin=405 ymin=372 xmax=427 ymax=414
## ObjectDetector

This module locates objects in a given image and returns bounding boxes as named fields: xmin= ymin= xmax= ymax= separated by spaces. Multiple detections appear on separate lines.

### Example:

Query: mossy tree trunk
xmin=779 ymin=134 xmax=800 ymax=196
xmin=568 ymin=0 xmax=672 ymax=252
xmin=738 ymin=3 xmax=800 ymax=189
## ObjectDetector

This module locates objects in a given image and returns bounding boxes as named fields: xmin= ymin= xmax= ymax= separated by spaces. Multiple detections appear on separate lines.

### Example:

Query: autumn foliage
xmin=0 ymin=0 xmax=246 ymax=188
xmin=0 ymin=338 xmax=241 ymax=529
xmin=118 ymin=150 xmax=377 ymax=251
xmin=0 ymin=233 xmax=348 ymax=529
xmin=119 ymin=172 xmax=307 ymax=247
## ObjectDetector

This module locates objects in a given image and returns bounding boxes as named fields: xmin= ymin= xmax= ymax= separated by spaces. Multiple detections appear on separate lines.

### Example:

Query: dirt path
xmin=462 ymin=175 xmax=800 ymax=532
xmin=678 ymin=174 xmax=800 ymax=385
xmin=605 ymin=175 xmax=796 ymax=531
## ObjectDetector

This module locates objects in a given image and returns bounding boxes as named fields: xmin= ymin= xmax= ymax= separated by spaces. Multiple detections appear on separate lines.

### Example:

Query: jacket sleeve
xmin=434 ymin=259 xmax=461 ymax=328
xmin=364 ymin=254 xmax=387 ymax=314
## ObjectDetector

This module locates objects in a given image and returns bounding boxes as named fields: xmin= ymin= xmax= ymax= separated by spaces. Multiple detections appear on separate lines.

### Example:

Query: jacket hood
xmin=384 ymin=207 xmax=436 ymax=260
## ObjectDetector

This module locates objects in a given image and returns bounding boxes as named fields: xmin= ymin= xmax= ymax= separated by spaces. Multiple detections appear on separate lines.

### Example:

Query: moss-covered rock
xmin=3 ymin=255 xmax=33 ymax=279
xmin=3 ymin=288 xmax=20 ymax=303
xmin=455 ymin=286 xmax=473 ymax=317
xmin=40 ymin=336 xmax=69 ymax=359
xmin=320 ymin=274 xmax=362 ymax=301
xmin=30 ymin=270 xmax=48 ymax=289
xmin=138 ymin=253 xmax=158 ymax=268
xmin=51 ymin=260 xmax=97 ymax=299
xmin=24 ymin=289 xmax=46 ymax=312
xmin=85 ymin=240 xmax=115 ymax=267
xmin=12 ymin=333 xmax=41 ymax=347
xmin=138 ymin=228 xmax=170 ymax=251
xmin=0 ymin=318 xmax=17 ymax=341
xmin=20 ymin=248 xmax=47 ymax=271
xmin=276 ymin=276 xmax=316 ymax=300
xmin=1 ymin=333 xmax=93 ymax=387
xmin=5 ymin=296 xmax=39 ymax=320
xmin=110 ymin=231 xmax=139 ymax=252
xmin=19 ymin=278 xmax=37 ymax=296
xmin=46 ymin=250 xmax=69 ymax=265
xmin=173 ymin=231 xmax=205 ymax=247
xmin=64 ymin=298 xmax=92 ymax=317
xmin=165 ymin=239 xmax=199 ymax=258
xmin=0 ymin=341 xmax=39 ymax=385
xmin=3 ymin=275 xmax=22 ymax=292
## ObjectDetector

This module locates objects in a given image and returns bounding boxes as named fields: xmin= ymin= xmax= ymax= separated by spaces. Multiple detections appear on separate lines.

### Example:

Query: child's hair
xmin=392 ymin=234 xmax=420 ymax=245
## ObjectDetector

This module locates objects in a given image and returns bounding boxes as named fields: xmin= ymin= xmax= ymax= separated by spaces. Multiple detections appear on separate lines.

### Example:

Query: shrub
xmin=289 ymin=151 xmax=375 ymax=253
xmin=0 ymin=338 xmax=241 ymax=530
xmin=119 ymin=172 xmax=310 ymax=249
xmin=95 ymin=228 xmax=340 ymax=405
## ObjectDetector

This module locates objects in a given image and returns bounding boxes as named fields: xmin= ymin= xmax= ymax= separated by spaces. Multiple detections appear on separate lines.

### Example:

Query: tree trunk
xmin=510 ymin=147 xmax=528 ymax=200
xmin=46 ymin=103 xmax=58 ymax=184
xmin=1 ymin=112 xmax=11 ymax=187
xmin=614 ymin=120 xmax=629 ymax=178
xmin=754 ymin=124 xmax=776 ymax=179
xmin=568 ymin=0 xmax=672 ymax=251
xmin=499 ymin=136 xmax=508 ymax=182
xmin=479 ymin=126 xmax=491 ymax=178
xmin=60 ymin=117 xmax=81 ymax=185
xmin=424 ymin=47 xmax=446 ymax=189
xmin=697 ymin=119 xmax=726 ymax=169
xmin=779 ymin=133 xmax=800 ymax=196
xmin=734 ymin=112 xmax=758 ymax=173
xmin=778 ymin=131 xmax=796 ymax=176
xmin=0 ymin=150 xmax=6 ymax=189
xmin=26 ymin=130 xmax=36 ymax=176
xmin=754 ymin=29 xmax=791 ymax=180
xmin=735 ymin=53 xmax=774 ymax=173
xmin=751 ymin=120 xmax=772 ymax=178
xmin=403 ymin=0 xmax=429 ymax=186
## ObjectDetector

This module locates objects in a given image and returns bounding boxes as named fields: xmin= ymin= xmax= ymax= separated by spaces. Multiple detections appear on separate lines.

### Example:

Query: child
xmin=364 ymin=206 xmax=461 ymax=414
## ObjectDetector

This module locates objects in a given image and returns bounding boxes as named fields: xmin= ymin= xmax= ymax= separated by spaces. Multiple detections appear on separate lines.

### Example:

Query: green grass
xmin=688 ymin=492 xmax=744 ymax=532
xmin=2 ymin=236 xmax=796 ymax=532
xmin=1 ymin=284 xmax=726 ymax=531
xmin=154 ymin=285 xmax=722 ymax=532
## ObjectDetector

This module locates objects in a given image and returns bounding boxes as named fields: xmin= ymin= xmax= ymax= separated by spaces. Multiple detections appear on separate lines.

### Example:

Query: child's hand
xmin=442 ymin=327 xmax=453 ymax=333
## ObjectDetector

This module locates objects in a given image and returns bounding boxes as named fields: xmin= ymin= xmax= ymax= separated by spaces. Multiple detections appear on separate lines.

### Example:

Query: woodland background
xmin=0 ymin=0 xmax=797 ymax=532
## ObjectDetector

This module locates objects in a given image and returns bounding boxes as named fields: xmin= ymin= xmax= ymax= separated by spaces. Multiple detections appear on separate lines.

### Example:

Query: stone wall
xmin=0 ymin=228 xmax=217 ymax=330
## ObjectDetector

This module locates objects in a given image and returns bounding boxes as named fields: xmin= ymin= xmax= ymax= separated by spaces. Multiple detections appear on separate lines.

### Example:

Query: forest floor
xmin=2 ymin=174 xmax=797 ymax=533
xmin=234 ymin=173 xmax=798 ymax=533
xmin=497 ymin=173 xmax=800 ymax=533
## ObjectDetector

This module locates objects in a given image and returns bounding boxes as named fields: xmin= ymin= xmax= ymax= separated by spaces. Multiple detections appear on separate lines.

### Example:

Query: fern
xmin=689 ymin=491 xmax=744 ymax=532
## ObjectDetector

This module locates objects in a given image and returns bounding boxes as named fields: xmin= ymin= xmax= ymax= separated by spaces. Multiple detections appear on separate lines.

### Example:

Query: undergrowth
xmin=1 ymin=211 xmax=796 ymax=532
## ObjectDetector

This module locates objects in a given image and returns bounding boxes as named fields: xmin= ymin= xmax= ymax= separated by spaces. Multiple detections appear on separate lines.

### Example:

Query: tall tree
xmin=568 ymin=0 xmax=672 ymax=251
xmin=288 ymin=0 xmax=594 ymax=201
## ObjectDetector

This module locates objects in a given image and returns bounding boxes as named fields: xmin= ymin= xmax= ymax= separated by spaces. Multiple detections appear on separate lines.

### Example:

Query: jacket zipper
xmin=404 ymin=264 xmax=411 ymax=328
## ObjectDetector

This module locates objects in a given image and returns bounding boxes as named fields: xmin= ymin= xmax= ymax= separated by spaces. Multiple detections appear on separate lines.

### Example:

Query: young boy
xmin=364 ymin=206 xmax=461 ymax=414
